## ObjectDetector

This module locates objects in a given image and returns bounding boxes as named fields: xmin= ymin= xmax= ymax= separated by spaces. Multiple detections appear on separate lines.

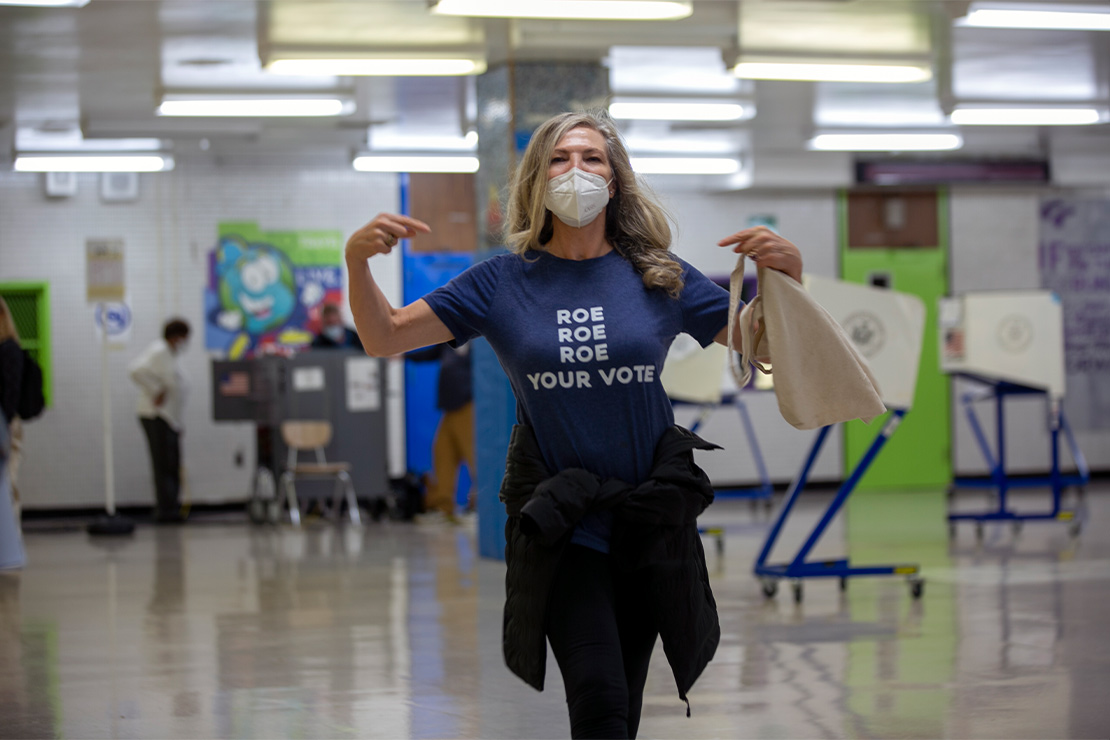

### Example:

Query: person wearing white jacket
xmin=128 ymin=318 xmax=190 ymax=523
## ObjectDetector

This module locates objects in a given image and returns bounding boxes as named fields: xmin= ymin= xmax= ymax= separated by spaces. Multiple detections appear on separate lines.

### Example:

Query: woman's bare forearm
xmin=347 ymin=255 xmax=401 ymax=356
xmin=345 ymin=213 xmax=452 ymax=356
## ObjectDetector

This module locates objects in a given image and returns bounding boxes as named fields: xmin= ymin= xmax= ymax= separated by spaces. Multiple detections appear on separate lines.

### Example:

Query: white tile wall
xmin=0 ymin=159 xmax=400 ymax=509
xmin=1 ymin=167 xmax=1105 ymax=508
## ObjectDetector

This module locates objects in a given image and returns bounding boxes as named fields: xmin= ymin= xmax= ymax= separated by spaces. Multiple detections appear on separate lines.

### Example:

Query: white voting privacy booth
xmin=939 ymin=291 xmax=1065 ymax=397
xmin=752 ymin=276 xmax=928 ymax=603
xmin=665 ymin=274 xmax=930 ymax=601
xmin=938 ymin=290 xmax=1087 ymax=538
xmin=805 ymin=275 xmax=926 ymax=410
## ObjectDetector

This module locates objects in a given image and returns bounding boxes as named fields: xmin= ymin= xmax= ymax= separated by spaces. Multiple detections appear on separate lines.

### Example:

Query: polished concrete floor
xmin=2 ymin=484 xmax=1109 ymax=739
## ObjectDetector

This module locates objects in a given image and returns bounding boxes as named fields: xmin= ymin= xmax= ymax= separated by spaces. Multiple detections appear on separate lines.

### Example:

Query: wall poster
xmin=1040 ymin=198 xmax=1110 ymax=430
xmin=204 ymin=222 xmax=344 ymax=359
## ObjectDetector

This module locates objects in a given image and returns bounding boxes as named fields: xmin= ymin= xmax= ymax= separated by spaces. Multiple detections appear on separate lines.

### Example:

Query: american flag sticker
xmin=219 ymin=371 xmax=250 ymax=397
xmin=944 ymin=329 xmax=965 ymax=360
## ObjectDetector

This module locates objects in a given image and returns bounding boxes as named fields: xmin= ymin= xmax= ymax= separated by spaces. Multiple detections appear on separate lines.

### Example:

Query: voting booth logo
xmin=844 ymin=311 xmax=886 ymax=358
xmin=997 ymin=314 xmax=1034 ymax=353
xmin=205 ymin=222 xmax=344 ymax=359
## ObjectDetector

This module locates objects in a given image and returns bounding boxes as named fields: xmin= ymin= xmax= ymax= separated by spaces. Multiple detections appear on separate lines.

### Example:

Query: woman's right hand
xmin=346 ymin=213 xmax=431 ymax=261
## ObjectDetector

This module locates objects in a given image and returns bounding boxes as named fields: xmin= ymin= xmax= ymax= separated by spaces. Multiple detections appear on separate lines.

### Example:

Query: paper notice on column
xmin=346 ymin=357 xmax=380 ymax=412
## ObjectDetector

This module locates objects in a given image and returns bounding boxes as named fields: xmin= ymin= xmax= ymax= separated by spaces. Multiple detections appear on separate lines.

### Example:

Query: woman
xmin=346 ymin=111 xmax=802 ymax=738
xmin=0 ymin=297 xmax=24 ymax=526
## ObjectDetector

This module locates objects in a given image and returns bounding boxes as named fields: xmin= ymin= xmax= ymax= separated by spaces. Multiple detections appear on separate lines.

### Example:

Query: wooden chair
xmin=279 ymin=421 xmax=361 ymax=527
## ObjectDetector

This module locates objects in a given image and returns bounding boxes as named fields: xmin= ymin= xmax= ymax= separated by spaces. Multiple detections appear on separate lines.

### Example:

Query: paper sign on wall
xmin=292 ymin=366 xmax=325 ymax=392
xmin=346 ymin=357 xmax=380 ymax=412
xmin=86 ymin=238 xmax=125 ymax=303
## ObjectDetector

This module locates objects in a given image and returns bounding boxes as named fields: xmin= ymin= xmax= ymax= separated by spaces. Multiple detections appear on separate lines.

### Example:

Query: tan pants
xmin=424 ymin=402 xmax=475 ymax=516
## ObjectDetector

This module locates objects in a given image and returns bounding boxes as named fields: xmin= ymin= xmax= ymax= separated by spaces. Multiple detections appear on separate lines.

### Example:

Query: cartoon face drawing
xmin=216 ymin=238 xmax=297 ymax=336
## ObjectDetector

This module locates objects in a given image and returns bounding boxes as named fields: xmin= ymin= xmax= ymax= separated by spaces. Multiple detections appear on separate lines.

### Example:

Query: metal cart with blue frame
xmin=752 ymin=274 xmax=928 ymax=603
xmin=753 ymin=409 xmax=924 ymax=603
xmin=939 ymin=290 xmax=1086 ymax=540
xmin=947 ymin=374 xmax=1088 ymax=539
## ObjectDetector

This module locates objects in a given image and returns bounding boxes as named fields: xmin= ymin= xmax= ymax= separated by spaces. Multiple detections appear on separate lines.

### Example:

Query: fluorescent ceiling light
xmin=625 ymin=138 xmax=740 ymax=155
xmin=14 ymin=155 xmax=174 ymax=173
xmin=0 ymin=0 xmax=90 ymax=6
xmin=609 ymin=101 xmax=751 ymax=121
xmin=958 ymin=4 xmax=1110 ymax=31
xmin=368 ymin=131 xmax=478 ymax=152
xmin=268 ymin=58 xmax=486 ymax=76
xmin=158 ymin=98 xmax=351 ymax=117
xmin=16 ymin=127 xmax=164 ymax=152
xmin=630 ymin=157 xmax=740 ymax=175
xmin=353 ymin=156 xmax=480 ymax=173
xmin=431 ymin=0 xmax=692 ymax=21
xmin=951 ymin=107 xmax=1102 ymax=125
xmin=808 ymin=133 xmax=963 ymax=151
xmin=734 ymin=62 xmax=932 ymax=84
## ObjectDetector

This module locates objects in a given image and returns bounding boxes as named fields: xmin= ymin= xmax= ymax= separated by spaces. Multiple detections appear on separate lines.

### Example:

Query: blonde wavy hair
xmin=0 ymin=296 xmax=19 ymax=345
xmin=504 ymin=111 xmax=685 ymax=298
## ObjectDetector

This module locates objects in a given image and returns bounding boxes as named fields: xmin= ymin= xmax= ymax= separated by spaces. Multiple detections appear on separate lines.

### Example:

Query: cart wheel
xmin=839 ymin=577 xmax=848 ymax=592
xmin=248 ymin=498 xmax=267 ymax=524
xmin=909 ymin=578 xmax=924 ymax=600
xmin=761 ymin=579 xmax=778 ymax=599
xmin=792 ymin=580 xmax=804 ymax=604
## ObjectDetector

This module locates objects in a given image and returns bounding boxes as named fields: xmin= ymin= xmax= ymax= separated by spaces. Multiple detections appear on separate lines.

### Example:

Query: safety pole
xmin=88 ymin=304 xmax=134 ymax=536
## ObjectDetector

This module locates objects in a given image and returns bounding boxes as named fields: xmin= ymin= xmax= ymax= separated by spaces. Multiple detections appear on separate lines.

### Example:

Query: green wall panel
xmin=0 ymin=282 xmax=51 ymax=408
xmin=838 ymin=193 xmax=950 ymax=490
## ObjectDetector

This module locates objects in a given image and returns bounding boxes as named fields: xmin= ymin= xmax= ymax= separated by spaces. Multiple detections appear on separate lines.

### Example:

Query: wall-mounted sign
xmin=86 ymin=238 xmax=125 ymax=303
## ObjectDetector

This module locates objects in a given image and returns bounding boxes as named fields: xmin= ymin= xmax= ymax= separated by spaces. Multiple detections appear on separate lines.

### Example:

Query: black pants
xmin=140 ymin=416 xmax=180 ymax=519
xmin=546 ymin=545 xmax=658 ymax=740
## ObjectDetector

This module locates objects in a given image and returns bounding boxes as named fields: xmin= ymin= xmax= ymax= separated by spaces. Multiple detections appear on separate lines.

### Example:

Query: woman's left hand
xmin=718 ymin=226 xmax=803 ymax=283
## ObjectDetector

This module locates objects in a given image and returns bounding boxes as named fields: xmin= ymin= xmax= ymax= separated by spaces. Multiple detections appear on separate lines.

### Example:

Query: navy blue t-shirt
xmin=423 ymin=248 xmax=730 ymax=551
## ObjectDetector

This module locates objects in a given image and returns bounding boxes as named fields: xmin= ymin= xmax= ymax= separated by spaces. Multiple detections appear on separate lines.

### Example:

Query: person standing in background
xmin=0 ymin=298 xmax=24 ymax=526
xmin=311 ymin=303 xmax=364 ymax=351
xmin=129 ymin=319 xmax=190 ymax=524
xmin=406 ymin=343 xmax=474 ymax=523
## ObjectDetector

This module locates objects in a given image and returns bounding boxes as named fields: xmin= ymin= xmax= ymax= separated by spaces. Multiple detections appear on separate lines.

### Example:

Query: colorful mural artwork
xmin=205 ymin=222 xmax=344 ymax=359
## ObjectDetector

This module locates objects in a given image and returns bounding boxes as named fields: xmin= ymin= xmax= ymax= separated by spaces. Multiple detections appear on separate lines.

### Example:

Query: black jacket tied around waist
xmin=499 ymin=423 xmax=722 ymax=709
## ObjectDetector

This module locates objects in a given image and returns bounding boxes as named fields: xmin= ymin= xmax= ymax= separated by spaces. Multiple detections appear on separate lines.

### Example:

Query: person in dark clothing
xmin=406 ymin=343 xmax=474 ymax=521
xmin=0 ymin=297 xmax=25 ymax=526
xmin=499 ymin=422 xmax=721 ymax=736
xmin=343 ymin=110 xmax=803 ymax=738
xmin=0 ymin=333 xmax=22 ymax=432
xmin=311 ymin=303 xmax=364 ymax=350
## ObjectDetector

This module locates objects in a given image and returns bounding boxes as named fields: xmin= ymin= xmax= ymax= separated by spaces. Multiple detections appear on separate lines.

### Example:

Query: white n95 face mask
xmin=544 ymin=168 xmax=612 ymax=228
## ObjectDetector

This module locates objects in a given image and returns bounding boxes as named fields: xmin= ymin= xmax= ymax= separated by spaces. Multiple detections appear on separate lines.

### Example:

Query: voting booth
xmin=940 ymin=290 xmax=1065 ymax=397
xmin=807 ymin=275 xmax=926 ymax=410
xmin=212 ymin=351 xmax=390 ymax=523
xmin=754 ymin=276 xmax=927 ymax=603
xmin=939 ymin=291 xmax=1087 ymax=538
